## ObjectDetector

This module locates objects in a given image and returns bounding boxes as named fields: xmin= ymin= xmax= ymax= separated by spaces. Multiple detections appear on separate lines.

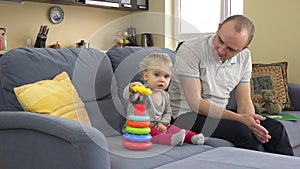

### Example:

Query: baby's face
xmin=143 ymin=68 xmax=171 ymax=91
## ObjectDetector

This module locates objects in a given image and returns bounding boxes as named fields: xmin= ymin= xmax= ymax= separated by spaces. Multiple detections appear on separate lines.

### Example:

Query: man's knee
xmin=228 ymin=122 xmax=262 ymax=150
xmin=262 ymin=118 xmax=286 ymax=133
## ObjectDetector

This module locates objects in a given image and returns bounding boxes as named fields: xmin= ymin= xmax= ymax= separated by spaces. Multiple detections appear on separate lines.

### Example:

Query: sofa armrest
xmin=0 ymin=111 xmax=110 ymax=169
xmin=288 ymin=83 xmax=300 ymax=111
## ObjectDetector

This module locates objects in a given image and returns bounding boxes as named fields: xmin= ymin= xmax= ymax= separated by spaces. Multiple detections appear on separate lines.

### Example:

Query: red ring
xmin=122 ymin=139 xmax=152 ymax=150
xmin=126 ymin=120 xmax=151 ymax=128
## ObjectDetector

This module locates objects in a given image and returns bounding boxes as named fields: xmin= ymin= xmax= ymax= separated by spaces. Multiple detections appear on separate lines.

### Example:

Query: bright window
xmin=174 ymin=0 xmax=243 ymax=41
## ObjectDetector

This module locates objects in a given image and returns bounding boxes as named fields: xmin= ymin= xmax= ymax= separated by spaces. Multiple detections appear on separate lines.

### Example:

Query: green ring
xmin=125 ymin=126 xmax=151 ymax=135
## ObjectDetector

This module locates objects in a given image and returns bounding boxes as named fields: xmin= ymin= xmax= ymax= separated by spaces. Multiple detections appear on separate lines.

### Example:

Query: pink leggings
xmin=150 ymin=124 xmax=197 ymax=145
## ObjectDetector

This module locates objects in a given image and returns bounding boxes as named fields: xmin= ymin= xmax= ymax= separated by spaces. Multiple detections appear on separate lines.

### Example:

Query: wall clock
xmin=49 ymin=6 xmax=64 ymax=24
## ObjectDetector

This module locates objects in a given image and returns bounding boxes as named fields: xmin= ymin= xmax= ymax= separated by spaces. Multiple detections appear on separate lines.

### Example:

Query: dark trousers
xmin=171 ymin=112 xmax=294 ymax=156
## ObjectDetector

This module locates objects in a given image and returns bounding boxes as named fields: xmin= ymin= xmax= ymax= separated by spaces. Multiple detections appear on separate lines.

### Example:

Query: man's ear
xmin=217 ymin=23 xmax=222 ymax=30
xmin=243 ymin=45 xmax=250 ymax=50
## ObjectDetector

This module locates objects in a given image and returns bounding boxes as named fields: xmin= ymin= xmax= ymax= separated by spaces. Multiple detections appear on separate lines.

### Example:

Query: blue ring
xmin=128 ymin=114 xmax=150 ymax=121
xmin=123 ymin=133 xmax=152 ymax=142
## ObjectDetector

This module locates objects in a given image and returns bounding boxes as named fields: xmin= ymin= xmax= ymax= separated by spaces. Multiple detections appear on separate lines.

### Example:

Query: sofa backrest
xmin=0 ymin=48 xmax=126 ymax=137
xmin=0 ymin=47 xmax=177 ymax=137
xmin=0 ymin=48 xmax=82 ymax=111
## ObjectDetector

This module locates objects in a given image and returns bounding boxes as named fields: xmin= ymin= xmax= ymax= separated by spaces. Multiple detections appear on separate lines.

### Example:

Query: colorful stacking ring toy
xmin=125 ymin=126 xmax=151 ymax=135
xmin=123 ymin=133 xmax=152 ymax=142
xmin=122 ymin=139 xmax=152 ymax=151
xmin=126 ymin=120 xmax=150 ymax=128
xmin=123 ymin=104 xmax=152 ymax=151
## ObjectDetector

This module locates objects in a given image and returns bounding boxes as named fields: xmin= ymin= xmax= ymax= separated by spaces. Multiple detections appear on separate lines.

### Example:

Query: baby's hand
xmin=154 ymin=123 xmax=167 ymax=132
xmin=129 ymin=82 xmax=143 ymax=92
xmin=130 ymin=82 xmax=152 ymax=95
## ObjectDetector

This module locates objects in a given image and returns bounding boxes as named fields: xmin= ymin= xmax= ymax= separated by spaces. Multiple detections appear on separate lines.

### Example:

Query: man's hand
xmin=240 ymin=114 xmax=271 ymax=143
xmin=154 ymin=123 xmax=167 ymax=132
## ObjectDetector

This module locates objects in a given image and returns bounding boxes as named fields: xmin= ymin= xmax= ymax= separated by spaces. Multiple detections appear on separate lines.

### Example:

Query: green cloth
xmin=261 ymin=113 xmax=300 ymax=121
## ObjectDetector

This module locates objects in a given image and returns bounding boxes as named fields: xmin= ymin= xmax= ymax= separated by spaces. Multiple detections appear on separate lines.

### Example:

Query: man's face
xmin=212 ymin=21 xmax=249 ymax=61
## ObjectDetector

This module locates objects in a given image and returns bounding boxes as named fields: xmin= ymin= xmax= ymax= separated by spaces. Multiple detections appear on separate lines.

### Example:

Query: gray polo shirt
xmin=168 ymin=35 xmax=252 ymax=118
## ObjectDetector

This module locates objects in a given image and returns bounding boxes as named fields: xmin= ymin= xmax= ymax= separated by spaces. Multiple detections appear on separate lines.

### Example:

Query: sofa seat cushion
xmin=155 ymin=147 xmax=300 ymax=169
xmin=106 ymin=135 xmax=213 ymax=169
xmin=84 ymin=99 xmax=126 ymax=137
xmin=204 ymin=137 xmax=235 ymax=147
xmin=280 ymin=111 xmax=300 ymax=148
xmin=292 ymin=145 xmax=300 ymax=157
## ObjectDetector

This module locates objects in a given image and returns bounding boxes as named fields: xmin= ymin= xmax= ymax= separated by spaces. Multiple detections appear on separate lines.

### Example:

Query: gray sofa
xmin=0 ymin=47 xmax=300 ymax=169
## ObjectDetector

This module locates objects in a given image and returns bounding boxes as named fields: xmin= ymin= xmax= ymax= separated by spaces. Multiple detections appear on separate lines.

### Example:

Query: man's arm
xmin=179 ymin=76 xmax=271 ymax=143
xmin=235 ymin=82 xmax=255 ymax=114
xmin=179 ymin=76 xmax=241 ymax=120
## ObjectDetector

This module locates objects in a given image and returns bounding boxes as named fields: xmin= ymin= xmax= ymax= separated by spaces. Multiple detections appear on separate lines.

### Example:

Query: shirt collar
xmin=230 ymin=55 xmax=238 ymax=64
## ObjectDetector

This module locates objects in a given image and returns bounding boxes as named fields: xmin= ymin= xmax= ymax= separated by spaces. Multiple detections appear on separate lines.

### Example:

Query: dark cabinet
xmin=82 ymin=0 xmax=148 ymax=10
xmin=120 ymin=0 xmax=148 ymax=10
xmin=83 ymin=0 xmax=120 ymax=8
xmin=0 ymin=0 xmax=23 ymax=4
xmin=20 ymin=0 xmax=148 ymax=11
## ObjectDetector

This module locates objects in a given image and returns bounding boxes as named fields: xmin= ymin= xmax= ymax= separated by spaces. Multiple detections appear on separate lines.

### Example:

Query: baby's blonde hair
xmin=140 ymin=53 xmax=172 ymax=74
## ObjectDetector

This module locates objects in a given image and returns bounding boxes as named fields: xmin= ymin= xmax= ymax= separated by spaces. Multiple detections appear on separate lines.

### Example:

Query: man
xmin=168 ymin=15 xmax=294 ymax=155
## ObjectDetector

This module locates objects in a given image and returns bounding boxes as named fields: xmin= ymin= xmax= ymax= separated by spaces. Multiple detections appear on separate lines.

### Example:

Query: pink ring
xmin=122 ymin=139 xmax=152 ymax=151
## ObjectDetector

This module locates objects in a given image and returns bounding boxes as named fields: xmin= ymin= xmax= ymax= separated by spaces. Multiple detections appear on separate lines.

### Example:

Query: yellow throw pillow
xmin=14 ymin=72 xmax=91 ymax=125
